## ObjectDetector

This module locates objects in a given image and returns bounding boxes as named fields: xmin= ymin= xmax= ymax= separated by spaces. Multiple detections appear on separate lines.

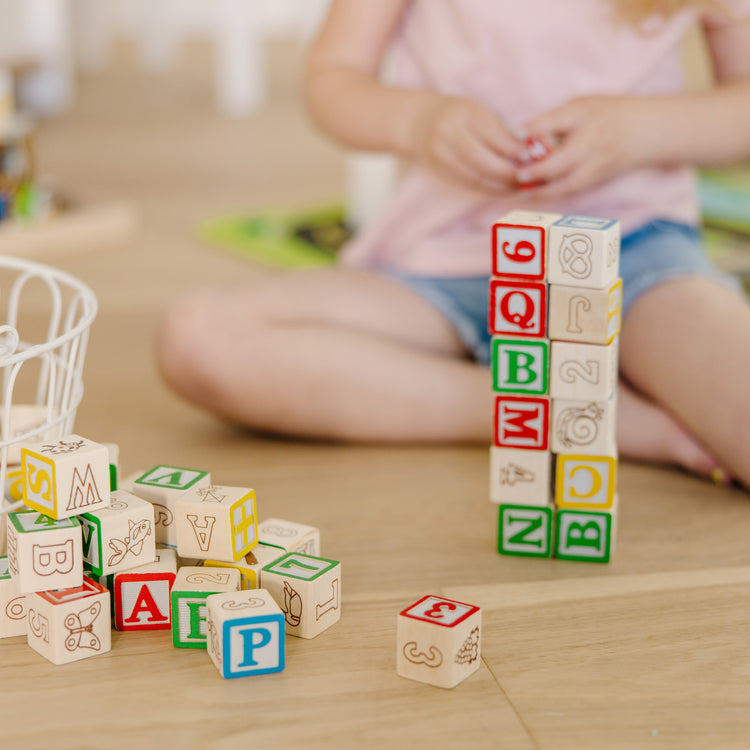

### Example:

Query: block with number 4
xmin=397 ymin=595 xmax=481 ymax=689
xmin=171 ymin=566 xmax=240 ymax=648
xmin=0 ymin=555 xmax=27 ymax=638
xmin=262 ymin=552 xmax=341 ymax=639
xmin=498 ymin=505 xmax=554 ymax=558
xmin=21 ymin=435 xmax=110 ymax=520
xmin=492 ymin=210 xmax=562 ymax=281
xmin=206 ymin=589 xmax=285 ymax=678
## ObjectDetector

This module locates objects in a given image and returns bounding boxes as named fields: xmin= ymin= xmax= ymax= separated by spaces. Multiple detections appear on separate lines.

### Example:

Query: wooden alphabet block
xmin=80 ymin=490 xmax=156 ymax=576
xmin=206 ymin=589 xmax=285 ymax=678
xmin=175 ymin=485 xmax=258 ymax=562
xmin=104 ymin=443 xmax=119 ymax=491
xmin=547 ymin=215 xmax=620 ymax=289
xmin=492 ymin=210 xmax=562 ymax=281
xmin=397 ymin=595 xmax=481 ymax=689
xmin=548 ymin=280 xmax=622 ymax=345
xmin=132 ymin=465 xmax=211 ymax=548
xmin=489 ymin=447 xmax=551 ymax=506
xmin=21 ymin=434 xmax=111 ymax=519
xmin=5 ymin=465 xmax=24 ymax=502
xmin=26 ymin=576 xmax=111 ymax=665
xmin=0 ymin=555 xmax=27 ymax=637
xmin=549 ymin=340 xmax=618 ymax=402
xmin=170 ymin=566 xmax=240 ymax=648
xmin=493 ymin=395 xmax=550 ymax=451
xmin=7 ymin=511 xmax=83 ymax=593
xmin=202 ymin=543 xmax=284 ymax=590
xmin=551 ymin=397 xmax=617 ymax=457
xmin=498 ymin=504 xmax=554 ymax=558
xmin=4 ymin=404 xmax=61 ymax=464
xmin=261 ymin=552 xmax=341 ymax=639
xmin=491 ymin=337 xmax=549 ymax=396
xmin=114 ymin=547 xmax=177 ymax=630
xmin=488 ymin=279 xmax=547 ymax=338
xmin=555 ymin=509 xmax=615 ymax=563
xmin=555 ymin=454 xmax=617 ymax=510
xmin=258 ymin=519 xmax=320 ymax=557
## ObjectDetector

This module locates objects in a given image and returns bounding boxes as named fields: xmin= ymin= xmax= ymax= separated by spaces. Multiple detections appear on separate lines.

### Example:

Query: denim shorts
xmin=386 ymin=219 xmax=742 ymax=366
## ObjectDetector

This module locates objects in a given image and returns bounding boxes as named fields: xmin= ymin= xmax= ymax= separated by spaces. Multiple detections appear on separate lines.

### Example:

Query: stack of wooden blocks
xmin=0 ymin=428 xmax=341 ymax=678
xmin=489 ymin=210 xmax=622 ymax=563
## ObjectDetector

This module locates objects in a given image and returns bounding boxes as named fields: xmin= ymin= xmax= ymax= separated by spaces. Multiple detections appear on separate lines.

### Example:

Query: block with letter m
xmin=493 ymin=395 xmax=550 ymax=451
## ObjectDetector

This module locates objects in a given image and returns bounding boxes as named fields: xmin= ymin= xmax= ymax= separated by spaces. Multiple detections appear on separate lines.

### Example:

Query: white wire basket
xmin=0 ymin=255 xmax=98 ymax=517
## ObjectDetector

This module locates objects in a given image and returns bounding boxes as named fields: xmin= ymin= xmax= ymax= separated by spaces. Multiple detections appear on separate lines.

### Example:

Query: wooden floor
xmin=3 ymin=42 xmax=750 ymax=750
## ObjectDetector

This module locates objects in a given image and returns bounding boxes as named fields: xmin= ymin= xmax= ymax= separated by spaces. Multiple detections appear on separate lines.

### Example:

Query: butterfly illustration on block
xmin=64 ymin=601 xmax=102 ymax=652
xmin=107 ymin=518 xmax=152 ymax=567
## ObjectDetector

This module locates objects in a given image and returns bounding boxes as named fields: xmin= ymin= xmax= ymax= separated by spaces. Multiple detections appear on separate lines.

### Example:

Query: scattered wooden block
xmin=261 ymin=552 xmax=341 ymax=639
xmin=6 ymin=510 xmax=83 ymax=593
xmin=555 ymin=454 xmax=618 ymax=511
xmin=550 ymin=397 xmax=617 ymax=457
xmin=174 ymin=485 xmax=258 ymax=562
xmin=549 ymin=340 xmax=618 ymax=402
xmin=547 ymin=215 xmax=620 ymax=289
xmin=493 ymin=395 xmax=550 ymax=451
xmin=491 ymin=336 xmax=549 ymax=396
xmin=489 ymin=447 xmax=552 ymax=506
xmin=131 ymin=465 xmax=211 ymax=548
xmin=547 ymin=279 xmax=622 ymax=345
xmin=170 ymin=566 xmax=240 ymax=649
xmin=114 ymin=547 xmax=177 ymax=631
xmin=26 ymin=576 xmax=111 ymax=665
xmin=396 ymin=595 xmax=481 ymax=689
xmin=258 ymin=518 xmax=320 ymax=557
xmin=555 ymin=508 xmax=616 ymax=563
xmin=80 ymin=489 xmax=156 ymax=576
xmin=489 ymin=279 xmax=547 ymax=338
xmin=206 ymin=588 xmax=285 ymax=678
xmin=4 ymin=404 xmax=61 ymax=464
xmin=0 ymin=555 xmax=27 ymax=638
xmin=492 ymin=210 xmax=562 ymax=281
xmin=497 ymin=504 xmax=554 ymax=558
xmin=21 ymin=434 xmax=111 ymax=519
xmin=202 ymin=543 xmax=285 ymax=590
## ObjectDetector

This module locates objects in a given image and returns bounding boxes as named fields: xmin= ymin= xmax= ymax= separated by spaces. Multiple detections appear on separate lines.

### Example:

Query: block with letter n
xmin=555 ymin=510 xmax=614 ymax=563
xmin=206 ymin=589 xmax=285 ymax=679
xmin=498 ymin=505 xmax=553 ymax=558
xmin=491 ymin=337 xmax=549 ymax=396
xmin=262 ymin=552 xmax=341 ymax=639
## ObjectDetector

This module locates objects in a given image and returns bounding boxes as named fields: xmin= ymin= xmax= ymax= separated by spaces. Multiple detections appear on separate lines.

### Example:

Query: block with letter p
xmin=206 ymin=589 xmax=285 ymax=678
xmin=489 ymin=280 xmax=547 ymax=339
xmin=492 ymin=210 xmax=561 ymax=281
xmin=493 ymin=395 xmax=550 ymax=451
xmin=491 ymin=337 xmax=549 ymax=396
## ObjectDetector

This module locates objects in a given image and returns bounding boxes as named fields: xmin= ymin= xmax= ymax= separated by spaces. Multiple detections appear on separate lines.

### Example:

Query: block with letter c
xmin=555 ymin=454 xmax=617 ymax=510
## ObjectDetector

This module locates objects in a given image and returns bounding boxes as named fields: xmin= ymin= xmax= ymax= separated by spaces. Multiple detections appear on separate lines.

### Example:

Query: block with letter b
xmin=492 ymin=210 xmax=562 ymax=281
xmin=498 ymin=504 xmax=553 ymax=558
xmin=206 ymin=589 xmax=285 ymax=678
xmin=21 ymin=434 xmax=111 ymax=520
xmin=551 ymin=397 xmax=617 ymax=457
xmin=548 ymin=215 xmax=620 ymax=289
xmin=555 ymin=509 xmax=615 ymax=563
xmin=555 ymin=454 xmax=617 ymax=511
xmin=262 ymin=552 xmax=341 ymax=639
xmin=491 ymin=337 xmax=549 ymax=396
xmin=7 ymin=511 xmax=83 ymax=593
xmin=550 ymin=340 xmax=618 ymax=402
xmin=489 ymin=447 xmax=551 ymax=506
xmin=397 ymin=595 xmax=481 ymax=689
xmin=548 ymin=280 xmax=622 ymax=345
xmin=493 ymin=395 xmax=550 ymax=451
xmin=171 ymin=566 xmax=241 ymax=649
xmin=489 ymin=279 xmax=547 ymax=338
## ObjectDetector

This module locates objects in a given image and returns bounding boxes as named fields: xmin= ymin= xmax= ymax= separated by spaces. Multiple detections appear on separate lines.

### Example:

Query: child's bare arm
xmin=304 ymin=0 xmax=521 ymax=194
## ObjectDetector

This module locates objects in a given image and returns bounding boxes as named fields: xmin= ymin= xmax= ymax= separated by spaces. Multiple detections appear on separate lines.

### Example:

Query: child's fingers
xmin=525 ymin=162 xmax=595 ymax=199
xmin=471 ymin=109 xmax=524 ymax=160
xmin=516 ymin=134 xmax=587 ymax=186
xmin=455 ymin=134 xmax=517 ymax=185
xmin=435 ymin=141 xmax=513 ymax=194
xmin=524 ymin=100 xmax=584 ymax=140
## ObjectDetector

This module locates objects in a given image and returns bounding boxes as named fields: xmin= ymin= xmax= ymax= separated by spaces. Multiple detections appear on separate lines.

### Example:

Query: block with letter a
xmin=493 ymin=395 xmax=550 ymax=451
xmin=489 ymin=279 xmax=547 ymax=338
xmin=492 ymin=210 xmax=562 ymax=281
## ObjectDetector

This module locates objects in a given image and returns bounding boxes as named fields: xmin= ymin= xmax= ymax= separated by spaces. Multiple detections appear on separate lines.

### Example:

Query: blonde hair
xmin=612 ymin=0 xmax=724 ymax=24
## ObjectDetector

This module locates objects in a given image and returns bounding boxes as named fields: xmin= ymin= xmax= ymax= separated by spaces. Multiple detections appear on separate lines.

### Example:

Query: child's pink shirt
xmin=342 ymin=0 xmax=750 ymax=276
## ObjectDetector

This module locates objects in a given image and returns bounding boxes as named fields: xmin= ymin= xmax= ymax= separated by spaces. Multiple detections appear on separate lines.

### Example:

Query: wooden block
xmin=258 ymin=518 xmax=320 ymax=557
xmin=489 ymin=447 xmax=552 ymax=506
xmin=21 ymin=434 xmax=111 ymax=519
xmin=491 ymin=210 xmax=562 ymax=281
xmin=118 ymin=469 xmax=146 ymax=494
xmin=491 ymin=337 xmax=549 ymax=396
xmin=261 ymin=552 xmax=341 ymax=639
xmin=6 ymin=511 xmax=83 ymax=593
xmin=547 ymin=215 xmax=620 ymax=289
xmin=4 ymin=404 xmax=61 ymax=464
xmin=551 ymin=396 xmax=617 ymax=456
xmin=5 ymin=464 xmax=24 ymax=502
xmin=555 ymin=454 xmax=618 ymax=510
xmin=555 ymin=508 xmax=616 ymax=563
xmin=80 ymin=490 xmax=156 ymax=576
xmin=396 ymin=595 xmax=481 ymax=689
xmin=202 ymin=543 xmax=285 ymax=590
xmin=548 ymin=280 xmax=622 ymax=345
xmin=549 ymin=340 xmax=618 ymax=401
xmin=170 ymin=566 xmax=241 ymax=649
xmin=0 ymin=555 xmax=27 ymax=638
xmin=113 ymin=547 xmax=177 ymax=630
xmin=497 ymin=504 xmax=554 ymax=558
xmin=488 ymin=279 xmax=547 ymax=338
xmin=103 ymin=442 xmax=119 ymax=491
xmin=493 ymin=395 xmax=550 ymax=451
xmin=206 ymin=589 xmax=285 ymax=678
xmin=26 ymin=576 xmax=111 ymax=665
xmin=132 ymin=465 xmax=211 ymax=548
xmin=174 ymin=485 xmax=258 ymax=562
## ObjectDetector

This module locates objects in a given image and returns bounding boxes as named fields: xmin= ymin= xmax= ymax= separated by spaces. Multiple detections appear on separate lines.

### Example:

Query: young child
xmin=157 ymin=0 xmax=750 ymax=487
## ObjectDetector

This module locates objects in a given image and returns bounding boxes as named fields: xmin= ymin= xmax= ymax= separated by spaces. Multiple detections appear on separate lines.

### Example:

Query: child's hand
xmin=517 ymin=96 xmax=658 ymax=198
xmin=410 ymin=96 xmax=522 ymax=194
